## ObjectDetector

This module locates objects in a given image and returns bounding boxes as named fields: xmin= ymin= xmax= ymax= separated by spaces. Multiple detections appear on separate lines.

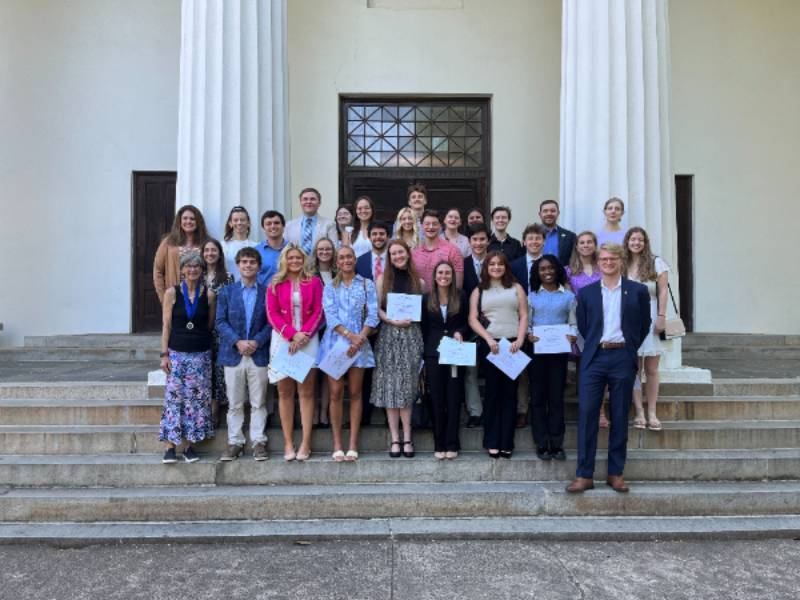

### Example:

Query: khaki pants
xmin=224 ymin=356 xmax=268 ymax=446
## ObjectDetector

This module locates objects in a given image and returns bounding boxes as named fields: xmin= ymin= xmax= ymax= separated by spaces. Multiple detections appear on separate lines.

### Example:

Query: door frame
xmin=675 ymin=174 xmax=694 ymax=332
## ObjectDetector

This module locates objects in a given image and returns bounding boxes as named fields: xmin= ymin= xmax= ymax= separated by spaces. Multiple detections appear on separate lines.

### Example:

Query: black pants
xmin=528 ymin=353 xmax=568 ymax=450
xmin=480 ymin=339 xmax=518 ymax=451
xmin=426 ymin=357 xmax=462 ymax=452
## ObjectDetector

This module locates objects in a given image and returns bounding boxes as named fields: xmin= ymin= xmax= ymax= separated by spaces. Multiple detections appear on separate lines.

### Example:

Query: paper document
xmin=486 ymin=338 xmax=531 ymax=380
xmin=386 ymin=293 xmax=422 ymax=322
xmin=532 ymin=325 xmax=572 ymax=354
xmin=271 ymin=341 xmax=315 ymax=383
xmin=437 ymin=336 xmax=476 ymax=366
xmin=318 ymin=337 xmax=358 ymax=381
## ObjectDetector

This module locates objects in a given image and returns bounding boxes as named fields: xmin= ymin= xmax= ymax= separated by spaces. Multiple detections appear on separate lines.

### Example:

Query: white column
xmin=559 ymin=0 xmax=708 ymax=381
xmin=177 ymin=0 xmax=289 ymax=239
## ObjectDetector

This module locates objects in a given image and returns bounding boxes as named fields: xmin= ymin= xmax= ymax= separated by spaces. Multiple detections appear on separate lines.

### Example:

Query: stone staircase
xmin=0 ymin=334 xmax=161 ymax=362
xmin=683 ymin=333 xmax=800 ymax=361
xmin=1 ymin=375 xmax=799 ymax=542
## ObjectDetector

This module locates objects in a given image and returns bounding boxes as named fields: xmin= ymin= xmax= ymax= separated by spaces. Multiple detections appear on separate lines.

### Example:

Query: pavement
xmin=1 ymin=539 xmax=798 ymax=599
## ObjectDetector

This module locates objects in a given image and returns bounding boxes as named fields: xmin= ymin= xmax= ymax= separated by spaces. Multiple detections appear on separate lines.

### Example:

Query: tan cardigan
xmin=153 ymin=240 xmax=201 ymax=302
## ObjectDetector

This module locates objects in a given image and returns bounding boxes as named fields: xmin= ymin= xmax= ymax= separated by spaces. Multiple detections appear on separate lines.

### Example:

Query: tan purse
xmin=659 ymin=283 xmax=686 ymax=340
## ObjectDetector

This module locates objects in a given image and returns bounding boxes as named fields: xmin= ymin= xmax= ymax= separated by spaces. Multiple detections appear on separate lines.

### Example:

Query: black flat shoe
xmin=488 ymin=450 xmax=500 ymax=459
xmin=549 ymin=448 xmax=566 ymax=461
xmin=389 ymin=440 xmax=401 ymax=458
xmin=536 ymin=446 xmax=551 ymax=461
xmin=499 ymin=450 xmax=512 ymax=459
xmin=403 ymin=441 xmax=415 ymax=458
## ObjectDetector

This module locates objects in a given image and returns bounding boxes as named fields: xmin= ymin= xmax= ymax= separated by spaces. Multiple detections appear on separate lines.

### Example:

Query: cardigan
xmin=266 ymin=276 xmax=324 ymax=342
xmin=153 ymin=239 xmax=202 ymax=302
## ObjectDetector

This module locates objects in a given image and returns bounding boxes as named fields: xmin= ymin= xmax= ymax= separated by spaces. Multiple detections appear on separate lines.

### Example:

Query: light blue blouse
xmin=318 ymin=275 xmax=379 ymax=369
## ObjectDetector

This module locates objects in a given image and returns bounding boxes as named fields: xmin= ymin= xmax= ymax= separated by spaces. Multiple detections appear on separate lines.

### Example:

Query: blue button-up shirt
xmin=240 ymin=281 xmax=258 ymax=337
xmin=543 ymin=227 xmax=560 ymax=257
xmin=256 ymin=238 xmax=288 ymax=287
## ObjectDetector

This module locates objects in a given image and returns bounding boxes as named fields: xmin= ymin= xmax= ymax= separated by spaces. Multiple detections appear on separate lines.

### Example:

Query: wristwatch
xmin=159 ymin=352 xmax=168 ymax=358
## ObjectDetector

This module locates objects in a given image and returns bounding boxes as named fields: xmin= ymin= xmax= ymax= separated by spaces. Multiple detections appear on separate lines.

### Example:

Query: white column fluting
xmin=177 ymin=0 xmax=288 ymax=238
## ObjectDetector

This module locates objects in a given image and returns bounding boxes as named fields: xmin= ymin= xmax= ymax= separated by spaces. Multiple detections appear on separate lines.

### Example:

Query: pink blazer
xmin=266 ymin=277 xmax=324 ymax=341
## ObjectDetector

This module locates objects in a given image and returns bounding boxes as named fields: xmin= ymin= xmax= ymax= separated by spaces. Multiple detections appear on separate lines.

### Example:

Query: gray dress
xmin=370 ymin=270 xmax=423 ymax=409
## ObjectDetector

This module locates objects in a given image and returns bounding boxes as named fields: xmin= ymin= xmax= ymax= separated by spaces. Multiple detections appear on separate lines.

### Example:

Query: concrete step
xmin=712 ymin=379 xmax=800 ymax=397
xmin=0 ymin=347 xmax=161 ymax=362
xmin=4 ymin=514 xmax=800 ymax=544
xmin=2 ymin=480 xmax=799 ymax=523
xmin=0 ymin=382 xmax=147 ymax=401
xmin=3 ymin=419 xmax=799 ymax=455
xmin=24 ymin=334 xmax=161 ymax=349
xmin=683 ymin=333 xmax=800 ymax=349
xmin=1 ymin=449 xmax=798 ymax=487
xmin=684 ymin=348 xmax=800 ymax=360
xmin=0 ymin=398 xmax=163 ymax=426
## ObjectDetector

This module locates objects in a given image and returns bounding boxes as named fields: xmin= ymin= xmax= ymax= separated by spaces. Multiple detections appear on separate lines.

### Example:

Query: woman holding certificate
xmin=266 ymin=244 xmax=324 ymax=461
xmin=468 ymin=251 xmax=528 ymax=459
xmin=372 ymin=239 xmax=424 ymax=458
xmin=158 ymin=251 xmax=216 ymax=464
xmin=421 ymin=261 xmax=469 ymax=460
xmin=318 ymin=246 xmax=379 ymax=461
xmin=526 ymin=255 xmax=577 ymax=461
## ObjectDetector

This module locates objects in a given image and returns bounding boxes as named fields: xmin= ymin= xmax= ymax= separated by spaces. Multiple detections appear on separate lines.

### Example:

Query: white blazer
xmin=285 ymin=215 xmax=337 ymax=249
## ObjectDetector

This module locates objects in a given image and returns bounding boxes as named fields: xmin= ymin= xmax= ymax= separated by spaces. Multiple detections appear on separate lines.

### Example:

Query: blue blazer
xmin=511 ymin=255 xmax=534 ymax=293
xmin=215 ymin=282 xmax=271 ymax=367
xmin=552 ymin=226 xmax=577 ymax=267
xmin=355 ymin=252 xmax=374 ymax=280
xmin=576 ymin=278 xmax=651 ymax=370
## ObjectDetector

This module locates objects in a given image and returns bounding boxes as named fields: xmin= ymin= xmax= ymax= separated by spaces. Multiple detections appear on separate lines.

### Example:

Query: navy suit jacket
xmin=552 ymin=226 xmax=577 ymax=267
xmin=463 ymin=257 xmax=482 ymax=297
xmin=511 ymin=255 xmax=535 ymax=293
xmin=355 ymin=252 xmax=374 ymax=280
xmin=215 ymin=282 xmax=271 ymax=367
xmin=576 ymin=278 xmax=651 ymax=370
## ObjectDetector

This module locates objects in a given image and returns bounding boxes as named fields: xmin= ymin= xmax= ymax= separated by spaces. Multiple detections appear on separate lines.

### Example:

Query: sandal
xmin=345 ymin=450 xmax=359 ymax=462
xmin=647 ymin=417 xmax=663 ymax=431
xmin=434 ymin=451 xmax=446 ymax=460
xmin=332 ymin=450 xmax=345 ymax=462
xmin=389 ymin=440 xmax=401 ymax=458
xmin=284 ymin=448 xmax=297 ymax=462
xmin=633 ymin=416 xmax=647 ymax=430
xmin=296 ymin=447 xmax=311 ymax=461
xmin=403 ymin=441 xmax=415 ymax=458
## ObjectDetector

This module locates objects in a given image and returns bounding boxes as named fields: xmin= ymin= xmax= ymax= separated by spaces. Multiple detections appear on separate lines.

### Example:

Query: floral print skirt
xmin=159 ymin=350 xmax=215 ymax=445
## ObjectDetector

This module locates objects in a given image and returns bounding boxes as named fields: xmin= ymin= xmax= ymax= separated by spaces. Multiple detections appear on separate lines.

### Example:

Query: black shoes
xmin=389 ymin=440 xmax=402 ymax=458
xmin=162 ymin=447 xmax=177 ymax=464
xmin=466 ymin=415 xmax=482 ymax=428
xmin=536 ymin=446 xmax=551 ymax=461
xmin=549 ymin=447 xmax=566 ymax=461
xmin=403 ymin=441 xmax=415 ymax=458
xmin=183 ymin=447 xmax=200 ymax=463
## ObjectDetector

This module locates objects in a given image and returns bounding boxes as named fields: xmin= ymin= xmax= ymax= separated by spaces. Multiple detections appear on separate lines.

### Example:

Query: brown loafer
xmin=606 ymin=475 xmax=630 ymax=493
xmin=566 ymin=477 xmax=595 ymax=493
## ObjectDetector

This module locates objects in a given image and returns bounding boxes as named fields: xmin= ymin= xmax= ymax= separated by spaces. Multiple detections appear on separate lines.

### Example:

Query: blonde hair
xmin=394 ymin=207 xmax=420 ymax=249
xmin=307 ymin=237 xmax=337 ymax=277
xmin=270 ymin=244 xmax=314 ymax=289
xmin=598 ymin=242 xmax=624 ymax=257
xmin=331 ymin=245 xmax=355 ymax=288
xmin=568 ymin=230 xmax=599 ymax=276
xmin=622 ymin=227 xmax=658 ymax=282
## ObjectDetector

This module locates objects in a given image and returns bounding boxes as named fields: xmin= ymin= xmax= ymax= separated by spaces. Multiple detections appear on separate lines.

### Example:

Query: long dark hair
xmin=426 ymin=260 xmax=461 ymax=316
xmin=203 ymin=238 xmax=230 ymax=287
xmin=622 ymin=226 xmax=657 ymax=281
xmin=530 ymin=254 xmax=567 ymax=293
xmin=165 ymin=205 xmax=209 ymax=247
xmin=478 ymin=251 xmax=514 ymax=290
xmin=380 ymin=239 xmax=422 ymax=308
xmin=223 ymin=206 xmax=252 ymax=241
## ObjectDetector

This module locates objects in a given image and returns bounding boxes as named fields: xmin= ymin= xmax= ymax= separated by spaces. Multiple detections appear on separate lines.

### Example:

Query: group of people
xmin=155 ymin=184 xmax=668 ymax=492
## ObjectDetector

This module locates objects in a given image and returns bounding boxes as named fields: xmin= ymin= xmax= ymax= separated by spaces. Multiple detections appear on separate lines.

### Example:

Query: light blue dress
xmin=318 ymin=275 xmax=379 ymax=368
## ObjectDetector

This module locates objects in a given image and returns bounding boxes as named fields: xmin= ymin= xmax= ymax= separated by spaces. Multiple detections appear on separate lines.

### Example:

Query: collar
xmin=527 ymin=253 xmax=542 ymax=262
xmin=472 ymin=254 xmax=484 ymax=263
xmin=240 ymin=279 xmax=258 ymax=290
xmin=601 ymin=277 xmax=623 ymax=292
xmin=420 ymin=237 xmax=444 ymax=252
xmin=545 ymin=225 xmax=558 ymax=234
xmin=372 ymin=249 xmax=386 ymax=258
xmin=264 ymin=238 xmax=287 ymax=251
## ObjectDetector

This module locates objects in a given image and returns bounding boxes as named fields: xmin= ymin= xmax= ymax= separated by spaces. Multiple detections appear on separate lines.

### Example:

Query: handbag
xmin=659 ymin=283 xmax=686 ymax=340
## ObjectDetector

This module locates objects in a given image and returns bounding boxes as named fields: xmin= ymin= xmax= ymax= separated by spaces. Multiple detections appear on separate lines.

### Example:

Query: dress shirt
xmin=371 ymin=251 xmax=386 ymax=279
xmin=600 ymin=277 xmax=625 ymax=343
xmin=471 ymin=255 xmax=483 ymax=276
xmin=256 ymin=238 xmax=288 ymax=287
xmin=543 ymin=227 xmax=559 ymax=256
xmin=526 ymin=253 xmax=542 ymax=280
xmin=240 ymin=281 xmax=258 ymax=336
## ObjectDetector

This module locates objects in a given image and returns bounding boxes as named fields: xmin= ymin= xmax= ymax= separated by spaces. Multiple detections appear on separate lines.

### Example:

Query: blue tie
xmin=302 ymin=217 xmax=313 ymax=254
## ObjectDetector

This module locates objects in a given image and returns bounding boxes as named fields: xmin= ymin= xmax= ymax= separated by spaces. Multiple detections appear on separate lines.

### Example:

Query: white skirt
xmin=268 ymin=332 xmax=319 ymax=384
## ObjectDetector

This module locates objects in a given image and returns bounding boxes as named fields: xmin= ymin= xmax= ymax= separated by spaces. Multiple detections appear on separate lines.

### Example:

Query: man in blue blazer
xmin=215 ymin=247 xmax=271 ymax=461
xmin=539 ymin=199 xmax=577 ymax=267
xmin=567 ymin=242 xmax=651 ymax=494
xmin=355 ymin=221 xmax=389 ymax=281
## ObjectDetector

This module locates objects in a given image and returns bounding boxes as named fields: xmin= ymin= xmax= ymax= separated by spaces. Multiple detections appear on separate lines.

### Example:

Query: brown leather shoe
xmin=606 ymin=475 xmax=630 ymax=493
xmin=565 ymin=477 xmax=595 ymax=493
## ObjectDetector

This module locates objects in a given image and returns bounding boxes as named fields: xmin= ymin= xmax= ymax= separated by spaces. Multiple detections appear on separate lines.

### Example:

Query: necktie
xmin=302 ymin=217 xmax=313 ymax=254
xmin=373 ymin=255 xmax=383 ymax=279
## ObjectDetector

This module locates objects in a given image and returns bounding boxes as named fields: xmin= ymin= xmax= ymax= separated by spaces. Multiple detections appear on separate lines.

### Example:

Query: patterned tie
xmin=373 ymin=254 xmax=383 ymax=279
xmin=302 ymin=217 xmax=313 ymax=255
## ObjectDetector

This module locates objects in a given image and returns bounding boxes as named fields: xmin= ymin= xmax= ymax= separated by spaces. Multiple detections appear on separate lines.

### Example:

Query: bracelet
xmin=159 ymin=352 xmax=168 ymax=358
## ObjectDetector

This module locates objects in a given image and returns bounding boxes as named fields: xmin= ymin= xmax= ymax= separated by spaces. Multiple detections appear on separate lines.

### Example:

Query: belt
xmin=599 ymin=342 xmax=625 ymax=349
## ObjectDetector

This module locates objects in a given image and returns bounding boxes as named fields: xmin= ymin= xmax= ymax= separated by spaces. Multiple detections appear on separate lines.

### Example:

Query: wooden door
xmin=132 ymin=171 xmax=176 ymax=332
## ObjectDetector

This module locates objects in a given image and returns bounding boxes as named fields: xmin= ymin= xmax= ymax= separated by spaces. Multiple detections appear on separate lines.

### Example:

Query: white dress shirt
xmin=600 ymin=277 xmax=625 ymax=343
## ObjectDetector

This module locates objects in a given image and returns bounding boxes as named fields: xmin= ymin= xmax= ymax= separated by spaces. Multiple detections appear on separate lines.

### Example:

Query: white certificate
xmin=386 ymin=293 xmax=422 ymax=322
xmin=437 ymin=336 xmax=476 ymax=366
xmin=318 ymin=337 xmax=358 ymax=381
xmin=486 ymin=338 xmax=531 ymax=380
xmin=271 ymin=341 xmax=315 ymax=383
xmin=532 ymin=325 xmax=572 ymax=354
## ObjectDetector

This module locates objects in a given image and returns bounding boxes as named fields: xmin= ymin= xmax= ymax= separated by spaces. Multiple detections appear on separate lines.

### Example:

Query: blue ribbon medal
xmin=182 ymin=281 xmax=201 ymax=330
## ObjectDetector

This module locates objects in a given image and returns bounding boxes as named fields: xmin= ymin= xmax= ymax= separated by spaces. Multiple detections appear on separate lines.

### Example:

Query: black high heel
xmin=389 ymin=440 xmax=401 ymax=458
xmin=499 ymin=450 xmax=512 ymax=459
xmin=403 ymin=441 xmax=415 ymax=458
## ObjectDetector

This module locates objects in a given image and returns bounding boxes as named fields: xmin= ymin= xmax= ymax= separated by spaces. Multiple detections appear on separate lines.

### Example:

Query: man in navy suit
xmin=511 ymin=223 xmax=546 ymax=293
xmin=463 ymin=222 xmax=491 ymax=427
xmin=215 ymin=247 xmax=272 ymax=461
xmin=567 ymin=242 xmax=651 ymax=493
xmin=355 ymin=221 xmax=389 ymax=281
xmin=539 ymin=200 xmax=577 ymax=267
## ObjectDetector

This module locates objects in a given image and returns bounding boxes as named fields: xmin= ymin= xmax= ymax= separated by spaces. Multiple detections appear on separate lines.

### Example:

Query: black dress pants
xmin=426 ymin=356 xmax=462 ymax=452
xmin=480 ymin=339 xmax=518 ymax=451
xmin=528 ymin=352 xmax=568 ymax=450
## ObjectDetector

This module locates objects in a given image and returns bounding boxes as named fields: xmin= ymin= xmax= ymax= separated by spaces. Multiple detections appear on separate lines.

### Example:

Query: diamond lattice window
xmin=345 ymin=103 xmax=485 ymax=168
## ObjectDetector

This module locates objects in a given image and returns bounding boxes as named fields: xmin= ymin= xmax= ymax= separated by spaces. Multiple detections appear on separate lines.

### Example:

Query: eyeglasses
xmin=597 ymin=257 xmax=621 ymax=262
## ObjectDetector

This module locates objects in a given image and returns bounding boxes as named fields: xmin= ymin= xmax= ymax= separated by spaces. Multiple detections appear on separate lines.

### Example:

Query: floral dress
xmin=317 ymin=275 xmax=379 ymax=369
